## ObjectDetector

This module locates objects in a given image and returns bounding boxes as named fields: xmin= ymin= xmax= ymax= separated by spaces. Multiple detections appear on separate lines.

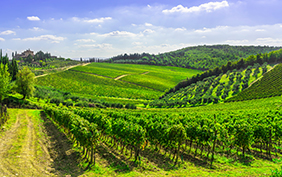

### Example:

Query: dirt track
xmin=0 ymin=109 xmax=82 ymax=176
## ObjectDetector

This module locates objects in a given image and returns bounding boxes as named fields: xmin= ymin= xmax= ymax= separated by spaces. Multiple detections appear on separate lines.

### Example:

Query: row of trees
xmin=163 ymin=49 xmax=282 ymax=97
xmin=0 ymin=61 xmax=35 ymax=106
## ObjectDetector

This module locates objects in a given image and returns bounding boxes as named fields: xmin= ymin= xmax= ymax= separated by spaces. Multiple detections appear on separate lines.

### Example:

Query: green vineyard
xmin=44 ymin=95 xmax=282 ymax=170
xmin=227 ymin=63 xmax=282 ymax=102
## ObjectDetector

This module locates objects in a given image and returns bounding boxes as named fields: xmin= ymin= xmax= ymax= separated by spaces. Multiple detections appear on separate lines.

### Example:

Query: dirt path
xmin=141 ymin=71 xmax=150 ymax=75
xmin=114 ymin=74 xmax=129 ymax=80
xmin=0 ymin=109 xmax=83 ymax=176
xmin=0 ymin=110 xmax=52 ymax=176
xmin=35 ymin=62 xmax=91 ymax=78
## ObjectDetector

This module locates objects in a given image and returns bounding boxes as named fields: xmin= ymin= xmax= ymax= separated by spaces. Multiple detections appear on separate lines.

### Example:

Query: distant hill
xmin=105 ymin=45 xmax=282 ymax=70
xmin=149 ymin=48 xmax=282 ymax=108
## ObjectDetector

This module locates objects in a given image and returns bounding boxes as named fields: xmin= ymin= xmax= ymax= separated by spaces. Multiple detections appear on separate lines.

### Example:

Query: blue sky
xmin=1 ymin=0 xmax=282 ymax=59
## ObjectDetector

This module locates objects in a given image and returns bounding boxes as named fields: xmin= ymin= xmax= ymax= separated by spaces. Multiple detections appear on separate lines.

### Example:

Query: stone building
xmin=15 ymin=49 xmax=34 ymax=59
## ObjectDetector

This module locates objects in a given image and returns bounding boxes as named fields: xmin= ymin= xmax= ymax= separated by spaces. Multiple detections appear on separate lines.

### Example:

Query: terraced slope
xmin=227 ymin=63 xmax=282 ymax=102
xmin=149 ymin=63 xmax=272 ymax=108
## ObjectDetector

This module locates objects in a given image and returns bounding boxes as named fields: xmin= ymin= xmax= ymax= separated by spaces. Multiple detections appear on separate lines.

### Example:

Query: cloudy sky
xmin=1 ymin=0 xmax=282 ymax=59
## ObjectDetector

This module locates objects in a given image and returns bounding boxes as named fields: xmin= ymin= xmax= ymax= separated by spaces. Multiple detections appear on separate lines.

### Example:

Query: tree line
xmin=0 ymin=49 xmax=35 ymax=106
xmin=105 ymin=45 xmax=282 ymax=70
xmin=162 ymin=48 xmax=282 ymax=98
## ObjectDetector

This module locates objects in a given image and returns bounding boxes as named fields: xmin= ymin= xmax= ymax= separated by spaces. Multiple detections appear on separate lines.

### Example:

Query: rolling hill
xmin=150 ymin=48 xmax=282 ymax=108
xmin=35 ymin=63 xmax=201 ymax=103
xmin=106 ymin=45 xmax=282 ymax=70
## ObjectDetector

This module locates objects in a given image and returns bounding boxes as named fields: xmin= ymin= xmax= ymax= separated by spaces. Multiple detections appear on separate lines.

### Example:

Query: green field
xmin=36 ymin=63 xmax=201 ymax=102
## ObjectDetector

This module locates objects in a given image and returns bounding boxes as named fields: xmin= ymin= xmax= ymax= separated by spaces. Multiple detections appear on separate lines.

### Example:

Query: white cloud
xmin=76 ymin=39 xmax=96 ymax=43
xmin=27 ymin=16 xmax=40 ymax=21
xmin=0 ymin=38 xmax=5 ymax=41
xmin=22 ymin=35 xmax=65 ymax=43
xmin=72 ymin=17 xmax=112 ymax=23
xmin=145 ymin=23 xmax=153 ymax=27
xmin=174 ymin=27 xmax=187 ymax=32
xmin=143 ymin=29 xmax=155 ymax=34
xmin=30 ymin=27 xmax=43 ymax=31
xmin=95 ymin=31 xmax=139 ymax=37
xmin=78 ymin=43 xmax=112 ymax=49
xmin=225 ymin=39 xmax=249 ymax=44
xmin=12 ymin=38 xmax=21 ymax=41
xmin=194 ymin=27 xmax=212 ymax=33
xmin=0 ymin=30 xmax=16 ymax=35
xmin=162 ymin=1 xmax=229 ymax=14
xmin=255 ymin=37 xmax=282 ymax=45
xmin=194 ymin=26 xmax=229 ymax=33
xmin=132 ymin=42 xmax=143 ymax=45
xmin=255 ymin=29 xmax=265 ymax=32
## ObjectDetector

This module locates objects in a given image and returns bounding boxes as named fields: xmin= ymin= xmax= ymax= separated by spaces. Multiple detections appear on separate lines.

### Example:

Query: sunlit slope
xmin=35 ymin=63 xmax=201 ymax=100
xmin=149 ymin=63 xmax=273 ymax=108
xmin=227 ymin=63 xmax=282 ymax=102
xmin=107 ymin=45 xmax=282 ymax=70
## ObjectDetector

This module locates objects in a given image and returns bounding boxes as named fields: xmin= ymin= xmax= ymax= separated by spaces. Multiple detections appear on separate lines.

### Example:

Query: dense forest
xmin=105 ymin=45 xmax=282 ymax=70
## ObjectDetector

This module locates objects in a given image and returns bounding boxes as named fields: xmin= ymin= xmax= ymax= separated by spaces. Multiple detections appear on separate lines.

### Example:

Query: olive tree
xmin=15 ymin=66 xmax=35 ymax=100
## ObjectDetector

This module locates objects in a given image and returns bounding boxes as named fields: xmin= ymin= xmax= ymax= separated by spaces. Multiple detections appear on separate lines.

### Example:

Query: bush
xmin=125 ymin=103 xmax=136 ymax=109
xmin=75 ymin=101 xmax=88 ymax=107
xmin=50 ymin=97 xmax=64 ymax=106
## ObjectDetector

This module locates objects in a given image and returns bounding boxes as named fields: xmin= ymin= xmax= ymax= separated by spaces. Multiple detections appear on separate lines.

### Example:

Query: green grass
xmin=36 ymin=63 xmax=201 ymax=101
xmin=36 ymin=70 xmax=162 ymax=100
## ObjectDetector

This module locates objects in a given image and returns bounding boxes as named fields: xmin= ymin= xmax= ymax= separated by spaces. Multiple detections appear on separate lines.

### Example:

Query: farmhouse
xmin=15 ymin=49 xmax=34 ymax=59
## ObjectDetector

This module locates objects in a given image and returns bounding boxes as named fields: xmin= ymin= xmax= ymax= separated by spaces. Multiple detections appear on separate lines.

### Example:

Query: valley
xmin=1 ymin=45 xmax=282 ymax=176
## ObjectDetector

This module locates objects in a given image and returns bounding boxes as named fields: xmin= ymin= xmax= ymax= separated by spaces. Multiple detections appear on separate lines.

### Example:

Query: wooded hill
xmin=105 ymin=45 xmax=282 ymax=70
xmin=149 ymin=48 xmax=282 ymax=108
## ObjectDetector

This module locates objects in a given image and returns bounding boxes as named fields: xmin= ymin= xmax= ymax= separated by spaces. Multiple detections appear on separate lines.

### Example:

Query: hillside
xmin=35 ymin=63 xmax=201 ymax=104
xmin=227 ymin=63 xmax=282 ymax=102
xmin=151 ymin=48 xmax=282 ymax=108
xmin=149 ymin=63 xmax=271 ymax=108
xmin=106 ymin=45 xmax=282 ymax=70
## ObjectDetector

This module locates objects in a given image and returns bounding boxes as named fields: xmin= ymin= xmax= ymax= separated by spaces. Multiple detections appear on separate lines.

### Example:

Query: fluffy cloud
xmin=225 ymin=39 xmax=249 ymax=44
xmin=72 ymin=17 xmax=112 ymax=23
xmin=94 ymin=31 xmax=140 ymax=37
xmin=255 ymin=37 xmax=282 ymax=45
xmin=27 ymin=16 xmax=40 ymax=21
xmin=21 ymin=35 xmax=65 ymax=43
xmin=78 ymin=43 xmax=112 ymax=49
xmin=30 ymin=27 xmax=43 ymax=31
xmin=0 ymin=30 xmax=16 ymax=35
xmin=76 ymin=39 xmax=96 ymax=43
xmin=0 ymin=37 xmax=5 ymax=41
xmin=145 ymin=23 xmax=153 ymax=27
xmin=162 ymin=1 xmax=229 ymax=14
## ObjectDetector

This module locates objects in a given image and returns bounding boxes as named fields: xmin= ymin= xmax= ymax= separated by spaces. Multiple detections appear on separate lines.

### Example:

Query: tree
xmin=15 ymin=67 xmax=35 ymax=99
xmin=9 ymin=58 xmax=18 ymax=81
xmin=0 ymin=64 xmax=11 ymax=104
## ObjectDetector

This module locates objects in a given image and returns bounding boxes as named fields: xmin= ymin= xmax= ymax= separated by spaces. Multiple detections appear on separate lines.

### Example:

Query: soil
xmin=0 ymin=110 xmax=83 ymax=176
xmin=114 ymin=74 xmax=129 ymax=80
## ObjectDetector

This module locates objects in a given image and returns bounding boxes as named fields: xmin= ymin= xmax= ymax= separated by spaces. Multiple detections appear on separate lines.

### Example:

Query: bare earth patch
xmin=0 ymin=110 xmax=83 ymax=176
